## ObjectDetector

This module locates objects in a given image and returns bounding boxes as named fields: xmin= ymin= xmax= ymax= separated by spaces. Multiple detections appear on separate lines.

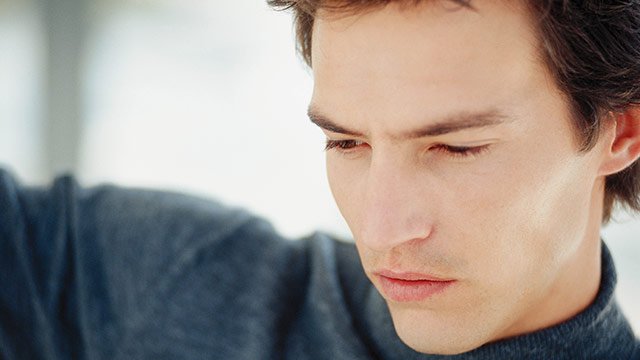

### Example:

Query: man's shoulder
xmin=1 ymin=169 xmax=267 ymax=271
xmin=0 ymin=169 xmax=308 ymax=358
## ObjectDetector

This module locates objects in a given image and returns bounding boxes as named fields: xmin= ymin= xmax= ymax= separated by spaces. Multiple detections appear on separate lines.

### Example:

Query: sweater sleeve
xmin=0 ymin=170 xmax=302 ymax=359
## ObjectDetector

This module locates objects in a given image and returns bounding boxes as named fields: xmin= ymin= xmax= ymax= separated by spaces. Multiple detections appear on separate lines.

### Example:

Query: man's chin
xmin=387 ymin=305 xmax=489 ymax=356
xmin=395 ymin=329 xmax=485 ymax=356
xmin=397 ymin=332 xmax=482 ymax=356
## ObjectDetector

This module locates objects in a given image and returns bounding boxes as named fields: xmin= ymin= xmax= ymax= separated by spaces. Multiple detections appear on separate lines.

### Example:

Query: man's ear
xmin=599 ymin=106 xmax=640 ymax=176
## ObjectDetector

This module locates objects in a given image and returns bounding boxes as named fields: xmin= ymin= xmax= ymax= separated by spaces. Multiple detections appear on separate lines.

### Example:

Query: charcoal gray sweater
xmin=0 ymin=170 xmax=638 ymax=359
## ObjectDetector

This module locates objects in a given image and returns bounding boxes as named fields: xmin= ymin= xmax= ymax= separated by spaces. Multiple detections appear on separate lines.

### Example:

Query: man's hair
xmin=267 ymin=0 xmax=640 ymax=222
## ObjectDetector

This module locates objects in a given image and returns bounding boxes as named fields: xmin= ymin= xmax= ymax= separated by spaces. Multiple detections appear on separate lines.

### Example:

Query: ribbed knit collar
xmin=363 ymin=243 xmax=638 ymax=359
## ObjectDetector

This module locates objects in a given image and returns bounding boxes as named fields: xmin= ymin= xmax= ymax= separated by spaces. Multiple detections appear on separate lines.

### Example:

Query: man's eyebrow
xmin=308 ymin=106 xmax=510 ymax=138
xmin=404 ymin=110 xmax=510 ymax=138
xmin=308 ymin=107 xmax=364 ymax=136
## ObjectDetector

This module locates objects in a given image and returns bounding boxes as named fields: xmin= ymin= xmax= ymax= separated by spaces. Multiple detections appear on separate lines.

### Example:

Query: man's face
xmin=310 ymin=1 xmax=610 ymax=355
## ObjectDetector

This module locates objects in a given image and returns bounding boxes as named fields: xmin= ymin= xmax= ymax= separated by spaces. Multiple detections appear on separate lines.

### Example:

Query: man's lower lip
xmin=376 ymin=276 xmax=455 ymax=302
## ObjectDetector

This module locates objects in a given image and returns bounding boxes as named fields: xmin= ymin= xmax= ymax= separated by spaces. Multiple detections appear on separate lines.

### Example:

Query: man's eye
xmin=324 ymin=139 xmax=366 ymax=152
xmin=431 ymin=144 xmax=490 ymax=159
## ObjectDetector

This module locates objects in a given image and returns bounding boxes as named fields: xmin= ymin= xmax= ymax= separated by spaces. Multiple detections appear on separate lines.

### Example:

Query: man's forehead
xmin=310 ymin=0 xmax=540 ymax=71
xmin=309 ymin=0 xmax=543 ymax=136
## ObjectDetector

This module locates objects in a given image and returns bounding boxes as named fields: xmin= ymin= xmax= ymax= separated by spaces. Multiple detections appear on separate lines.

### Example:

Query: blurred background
xmin=1 ymin=0 xmax=638 ymax=332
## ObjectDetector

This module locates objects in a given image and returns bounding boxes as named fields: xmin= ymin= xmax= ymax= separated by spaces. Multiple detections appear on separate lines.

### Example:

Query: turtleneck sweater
xmin=0 ymin=170 xmax=638 ymax=359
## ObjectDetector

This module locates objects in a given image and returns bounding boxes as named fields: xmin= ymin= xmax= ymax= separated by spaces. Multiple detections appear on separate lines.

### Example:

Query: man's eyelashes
xmin=324 ymin=139 xmax=491 ymax=159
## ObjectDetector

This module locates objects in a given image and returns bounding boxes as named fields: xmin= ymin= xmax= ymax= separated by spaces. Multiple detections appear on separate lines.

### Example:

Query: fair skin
xmin=309 ymin=0 xmax=640 ymax=355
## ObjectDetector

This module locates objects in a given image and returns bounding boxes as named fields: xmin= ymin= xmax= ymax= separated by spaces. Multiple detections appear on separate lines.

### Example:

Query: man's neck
xmin=506 ymin=232 xmax=602 ymax=338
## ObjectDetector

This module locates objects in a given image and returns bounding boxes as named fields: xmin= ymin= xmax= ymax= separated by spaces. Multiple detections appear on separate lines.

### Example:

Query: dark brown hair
xmin=267 ymin=0 xmax=640 ymax=222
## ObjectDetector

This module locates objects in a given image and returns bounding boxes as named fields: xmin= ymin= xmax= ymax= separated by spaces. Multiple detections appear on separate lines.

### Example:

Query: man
xmin=274 ymin=0 xmax=640 ymax=356
xmin=0 ymin=0 xmax=639 ymax=359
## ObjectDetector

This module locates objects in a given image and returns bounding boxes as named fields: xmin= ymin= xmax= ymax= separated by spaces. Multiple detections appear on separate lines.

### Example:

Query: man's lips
xmin=375 ymin=270 xmax=452 ymax=281
xmin=374 ymin=270 xmax=456 ymax=302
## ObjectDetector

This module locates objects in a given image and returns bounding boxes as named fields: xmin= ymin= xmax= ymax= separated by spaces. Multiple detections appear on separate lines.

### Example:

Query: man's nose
xmin=358 ymin=156 xmax=435 ymax=252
